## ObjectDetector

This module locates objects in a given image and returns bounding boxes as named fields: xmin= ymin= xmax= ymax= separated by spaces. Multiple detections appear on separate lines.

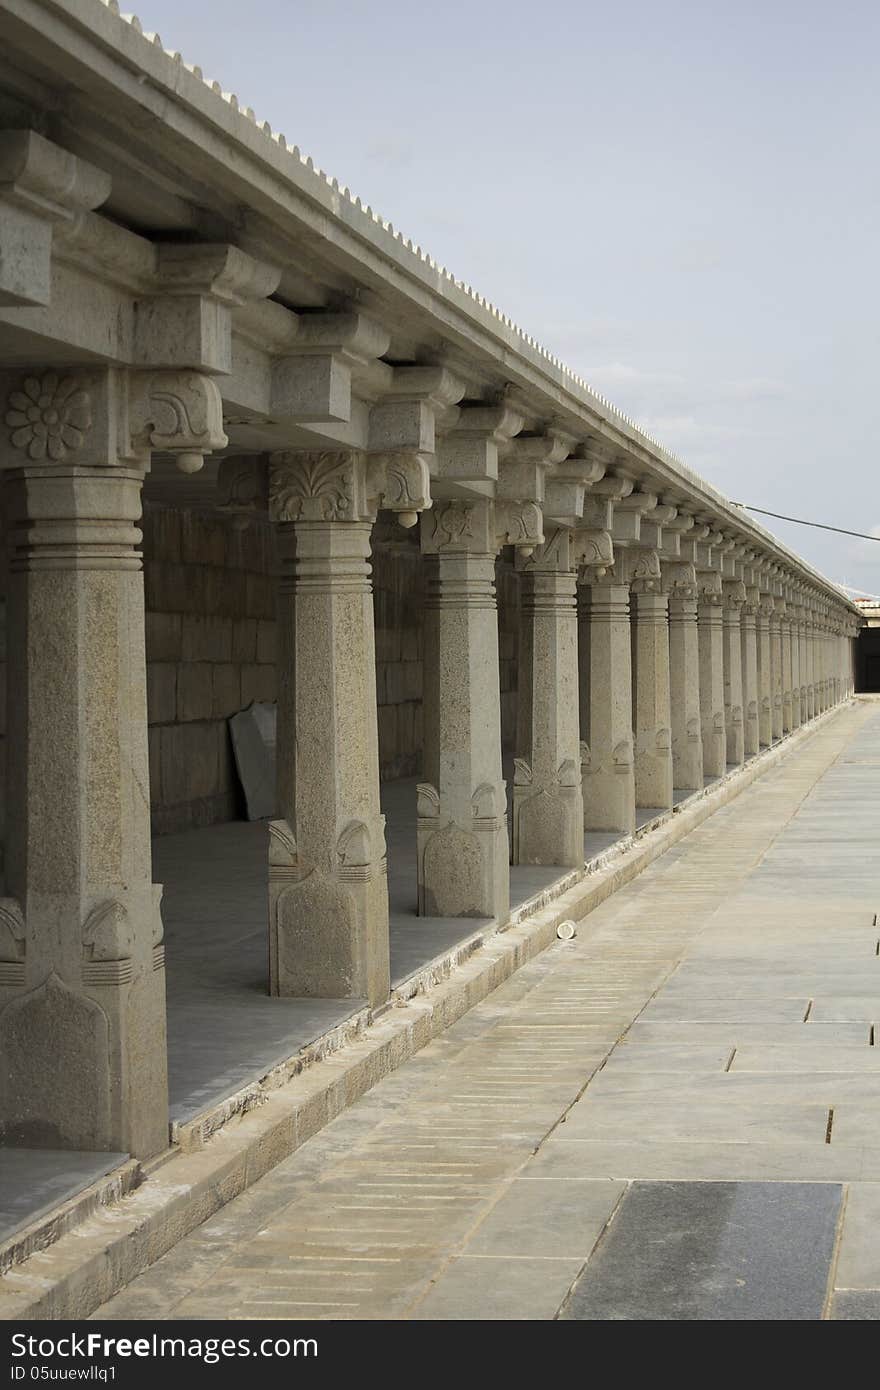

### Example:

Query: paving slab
xmin=557 ymin=1100 xmax=830 ymax=1143
xmin=412 ymin=1255 xmax=585 ymax=1321
xmin=730 ymin=1044 xmax=880 ymax=1073
xmin=624 ymin=1022 xmax=869 ymax=1044
xmin=830 ymin=1293 xmax=880 ymax=1319
xmin=465 ymin=1179 xmax=625 ymax=1259
xmin=522 ymin=1140 xmax=877 ymax=1182
xmin=833 ymin=1184 xmax=880 ymax=1289
xmin=561 ymin=1182 xmax=841 ymax=1320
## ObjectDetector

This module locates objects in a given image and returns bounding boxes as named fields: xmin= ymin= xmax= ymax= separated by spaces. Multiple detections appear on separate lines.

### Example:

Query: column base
xmin=671 ymin=724 xmax=703 ymax=791
xmin=633 ymin=736 xmax=673 ymax=811
xmin=0 ymin=890 xmax=168 ymax=1158
xmin=744 ymin=706 xmax=760 ymax=757
xmin=702 ymin=725 xmax=727 ymax=778
xmin=726 ymin=715 xmax=745 ymax=766
xmin=583 ymin=766 xmax=636 ymax=836
xmin=512 ymin=782 xmax=584 ymax=868
xmin=268 ymin=818 xmax=390 ymax=1006
xmin=417 ymin=784 xmax=510 ymax=920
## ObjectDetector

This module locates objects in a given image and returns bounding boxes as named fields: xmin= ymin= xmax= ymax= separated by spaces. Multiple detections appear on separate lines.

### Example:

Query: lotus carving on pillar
xmin=5 ymin=374 xmax=92 ymax=461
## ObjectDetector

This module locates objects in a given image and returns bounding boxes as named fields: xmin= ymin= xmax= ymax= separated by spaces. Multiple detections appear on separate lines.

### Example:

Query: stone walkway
xmin=93 ymin=702 xmax=880 ymax=1321
xmin=156 ymin=772 xmax=621 ymax=1125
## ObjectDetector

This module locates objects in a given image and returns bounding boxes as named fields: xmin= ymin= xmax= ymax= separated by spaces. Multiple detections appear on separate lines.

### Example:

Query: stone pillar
xmin=833 ymin=630 xmax=839 ymax=705
xmin=831 ymin=629 xmax=838 ymax=705
xmin=812 ymin=621 xmax=820 ymax=714
xmin=418 ymin=499 xmax=509 ymax=919
xmin=770 ymin=599 xmax=784 ymax=740
xmin=268 ymin=450 xmax=390 ymax=1005
xmin=0 ymin=384 xmax=167 ymax=1156
xmin=781 ymin=611 xmax=794 ymax=733
xmin=628 ymin=557 xmax=672 ymax=811
xmin=698 ymin=576 xmax=726 ymax=777
xmin=805 ymin=615 xmax=816 ymax=719
xmin=512 ymin=530 xmax=583 ymax=867
xmin=580 ymin=568 xmax=635 ymax=834
xmin=814 ymin=621 xmax=823 ymax=713
xmin=790 ymin=607 xmax=802 ymax=728
xmin=798 ymin=613 xmax=809 ymax=721
xmin=722 ymin=581 xmax=745 ymax=766
xmin=756 ymin=596 xmax=773 ymax=746
xmin=665 ymin=563 xmax=703 ymax=792
xmin=740 ymin=590 xmax=760 ymax=757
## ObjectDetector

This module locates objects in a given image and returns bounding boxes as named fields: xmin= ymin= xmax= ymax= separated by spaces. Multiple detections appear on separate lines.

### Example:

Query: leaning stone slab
xmin=228 ymin=700 xmax=276 ymax=819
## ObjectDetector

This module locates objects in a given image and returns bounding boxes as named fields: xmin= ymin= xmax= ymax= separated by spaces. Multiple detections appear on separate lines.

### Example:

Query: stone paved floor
xmin=158 ymin=774 xmax=624 ymax=1123
xmin=92 ymin=701 xmax=880 ymax=1320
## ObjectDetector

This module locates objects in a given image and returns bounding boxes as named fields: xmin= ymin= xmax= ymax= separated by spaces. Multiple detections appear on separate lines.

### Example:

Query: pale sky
xmin=141 ymin=0 xmax=879 ymax=594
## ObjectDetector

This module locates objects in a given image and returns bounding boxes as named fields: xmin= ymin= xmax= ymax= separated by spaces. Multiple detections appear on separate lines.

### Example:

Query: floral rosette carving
xmin=5 ymin=374 xmax=92 ymax=461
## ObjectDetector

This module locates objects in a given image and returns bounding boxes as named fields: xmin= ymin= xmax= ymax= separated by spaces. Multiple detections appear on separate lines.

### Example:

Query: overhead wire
xmin=733 ymin=503 xmax=880 ymax=544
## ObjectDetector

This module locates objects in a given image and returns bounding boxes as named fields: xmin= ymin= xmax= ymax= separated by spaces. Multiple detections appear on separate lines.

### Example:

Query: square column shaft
xmin=0 ymin=462 xmax=167 ymax=1158
xmin=723 ymin=587 xmax=745 ymax=766
xmin=782 ymin=618 xmax=794 ymax=732
xmin=580 ymin=573 xmax=635 ymax=835
xmin=698 ymin=589 xmax=726 ymax=777
xmin=770 ymin=609 xmax=784 ymax=739
xmin=513 ymin=532 xmax=584 ymax=868
xmin=269 ymin=452 xmax=389 ymax=1006
xmin=419 ymin=500 xmax=509 ymax=920
xmin=667 ymin=575 xmax=703 ymax=791
xmin=800 ymin=625 xmax=811 ymax=722
xmin=791 ymin=615 xmax=802 ymax=728
xmin=741 ymin=600 xmax=760 ymax=757
xmin=756 ymin=603 xmax=773 ymax=745
xmin=630 ymin=587 xmax=672 ymax=810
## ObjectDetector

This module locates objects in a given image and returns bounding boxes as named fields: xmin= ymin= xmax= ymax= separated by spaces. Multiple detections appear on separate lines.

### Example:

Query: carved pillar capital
xmin=366 ymin=451 xmax=432 ymax=527
xmin=572 ymin=526 xmax=614 ymax=581
xmin=698 ymin=570 xmax=724 ymax=607
xmin=420 ymin=496 xmax=496 ymax=555
xmin=268 ymin=448 xmax=375 ymax=524
xmin=129 ymin=369 xmax=227 ymax=472
xmin=662 ymin=560 xmax=698 ymax=601
xmin=723 ymin=579 xmax=747 ymax=614
xmin=618 ymin=546 xmax=662 ymax=594
xmin=515 ymin=526 xmax=573 ymax=576
xmin=1 ymin=366 xmax=227 ymax=475
xmin=495 ymin=499 xmax=544 ymax=556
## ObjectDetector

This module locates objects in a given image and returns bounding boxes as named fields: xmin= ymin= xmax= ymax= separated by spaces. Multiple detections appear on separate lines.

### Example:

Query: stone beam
xmin=0 ymin=130 xmax=111 ymax=308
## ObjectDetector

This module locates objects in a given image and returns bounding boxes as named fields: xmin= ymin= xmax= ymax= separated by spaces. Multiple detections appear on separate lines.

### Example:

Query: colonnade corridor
xmin=91 ymin=699 xmax=880 ymax=1321
xmin=0 ymin=0 xmax=867 ymax=1324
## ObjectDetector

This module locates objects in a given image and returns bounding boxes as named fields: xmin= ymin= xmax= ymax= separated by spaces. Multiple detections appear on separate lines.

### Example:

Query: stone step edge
xmin=0 ymin=704 xmax=846 ymax=1320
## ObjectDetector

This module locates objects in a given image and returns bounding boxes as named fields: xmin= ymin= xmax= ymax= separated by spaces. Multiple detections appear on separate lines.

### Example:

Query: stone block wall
xmin=143 ymin=506 xmax=277 ymax=835
xmin=373 ymin=536 xmax=424 ymax=780
xmin=497 ymin=558 xmax=520 ymax=752
xmin=371 ymin=536 xmax=521 ymax=777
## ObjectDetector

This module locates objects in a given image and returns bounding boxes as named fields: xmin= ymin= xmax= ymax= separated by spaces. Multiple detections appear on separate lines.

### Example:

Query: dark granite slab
xmin=562 ymin=1180 xmax=842 ymax=1320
